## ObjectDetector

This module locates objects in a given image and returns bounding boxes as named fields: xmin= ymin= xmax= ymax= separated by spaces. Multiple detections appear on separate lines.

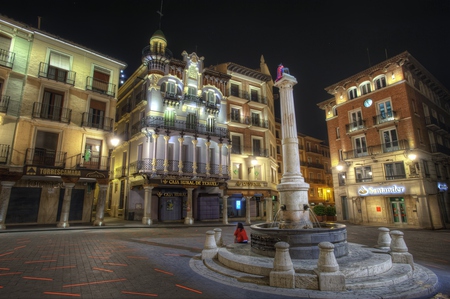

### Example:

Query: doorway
xmin=390 ymin=197 xmax=407 ymax=223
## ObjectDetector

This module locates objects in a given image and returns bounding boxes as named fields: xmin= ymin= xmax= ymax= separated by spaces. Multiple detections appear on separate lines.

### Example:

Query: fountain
xmin=250 ymin=68 xmax=348 ymax=259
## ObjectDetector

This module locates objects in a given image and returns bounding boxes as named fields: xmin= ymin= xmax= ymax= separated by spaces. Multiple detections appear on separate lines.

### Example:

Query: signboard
xmin=357 ymin=185 xmax=405 ymax=196
xmin=25 ymin=167 xmax=107 ymax=179
xmin=160 ymin=179 xmax=219 ymax=186
xmin=235 ymin=181 xmax=263 ymax=187
xmin=376 ymin=206 xmax=381 ymax=212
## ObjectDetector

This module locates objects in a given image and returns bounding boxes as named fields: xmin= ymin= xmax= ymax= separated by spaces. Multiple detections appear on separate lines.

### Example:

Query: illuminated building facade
xmin=0 ymin=15 xmax=125 ymax=228
xmin=318 ymin=51 xmax=450 ymax=229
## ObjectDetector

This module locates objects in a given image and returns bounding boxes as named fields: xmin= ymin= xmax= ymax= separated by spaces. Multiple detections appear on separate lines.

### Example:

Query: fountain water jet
xmin=250 ymin=69 xmax=348 ymax=259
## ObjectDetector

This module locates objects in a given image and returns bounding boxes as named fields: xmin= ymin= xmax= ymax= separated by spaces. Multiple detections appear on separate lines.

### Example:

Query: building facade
xmin=0 ymin=15 xmax=125 ymax=228
xmin=318 ymin=51 xmax=450 ymax=229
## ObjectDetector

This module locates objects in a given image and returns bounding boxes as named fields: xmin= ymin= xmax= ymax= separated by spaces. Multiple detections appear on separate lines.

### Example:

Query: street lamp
xmin=248 ymin=156 xmax=257 ymax=174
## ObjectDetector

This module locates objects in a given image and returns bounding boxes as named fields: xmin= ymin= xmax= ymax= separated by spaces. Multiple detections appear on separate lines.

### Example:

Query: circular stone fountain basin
xmin=250 ymin=222 xmax=348 ymax=260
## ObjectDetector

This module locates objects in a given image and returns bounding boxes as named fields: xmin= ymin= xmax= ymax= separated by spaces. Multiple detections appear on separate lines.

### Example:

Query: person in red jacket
xmin=234 ymin=222 xmax=249 ymax=243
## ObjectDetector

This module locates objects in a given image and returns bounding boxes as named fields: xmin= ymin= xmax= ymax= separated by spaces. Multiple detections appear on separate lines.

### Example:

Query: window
xmin=276 ymin=130 xmax=280 ymax=138
xmin=348 ymin=87 xmax=357 ymax=100
xmin=374 ymin=75 xmax=386 ymax=90
xmin=187 ymin=86 xmax=196 ymax=96
xmin=84 ymin=138 xmax=102 ymax=169
xmin=253 ymin=139 xmax=262 ymax=156
xmin=230 ymin=83 xmax=239 ymax=97
xmin=164 ymin=109 xmax=176 ymax=127
xmin=353 ymin=136 xmax=368 ymax=157
xmin=48 ymin=52 xmax=70 ymax=83
xmin=231 ymin=135 xmax=241 ymax=154
xmin=161 ymin=81 xmax=176 ymax=96
xmin=411 ymin=99 xmax=417 ymax=114
xmin=207 ymin=117 xmax=215 ymax=133
xmin=377 ymin=100 xmax=393 ymax=123
xmin=382 ymin=128 xmax=399 ymax=152
xmin=232 ymin=163 xmax=241 ymax=179
xmin=251 ymin=89 xmax=259 ymax=102
xmin=277 ymin=145 xmax=281 ymax=154
xmin=338 ymin=172 xmax=346 ymax=186
xmin=33 ymin=130 xmax=59 ymax=166
xmin=88 ymin=99 xmax=106 ymax=129
xmin=231 ymin=108 xmax=240 ymax=122
xmin=309 ymin=188 xmax=315 ymax=197
xmin=422 ymin=160 xmax=430 ymax=178
xmin=251 ymin=112 xmax=260 ymax=126
xmin=186 ymin=113 xmax=197 ymax=130
xmin=360 ymin=81 xmax=371 ymax=95
xmin=417 ymin=128 xmax=423 ymax=143
xmin=384 ymin=162 xmax=406 ymax=180
xmin=355 ymin=166 xmax=373 ymax=182
xmin=41 ymin=89 xmax=64 ymax=121
xmin=336 ymin=127 xmax=340 ymax=139
xmin=435 ymin=163 xmax=442 ymax=179
xmin=92 ymin=66 xmax=111 ymax=94
xmin=207 ymin=90 xmax=215 ymax=104
xmin=349 ymin=110 xmax=363 ymax=131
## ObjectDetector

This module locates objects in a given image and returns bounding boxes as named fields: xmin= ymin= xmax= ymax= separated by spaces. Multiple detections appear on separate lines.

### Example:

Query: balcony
xmin=86 ymin=77 xmax=116 ymax=97
xmin=115 ymin=166 xmax=128 ymax=178
xmin=141 ymin=116 xmax=228 ymax=138
xmin=0 ymin=95 xmax=10 ymax=113
xmin=229 ymin=113 xmax=244 ymax=124
xmin=306 ymin=147 xmax=322 ymax=155
xmin=425 ymin=116 xmax=440 ymax=131
xmin=38 ymin=62 xmax=76 ymax=85
xmin=32 ymin=102 xmax=72 ymax=124
xmin=246 ymin=116 xmax=269 ymax=129
xmin=231 ymin=146 xmax=268 ymax=157
xmin=162 ymin=91 xmax=182 ymax=106
xmin=250 ymin=94 xmax=268 ymax=105
xmin=81 ymin=112 xmax=113 ymax=131
xmin=183 ymin=94 xmax=202 ymax=106
xmin=373 ymin=111 xmax=398 ymax=126
xmin=345 ymin=119 xmax=367 ymax=134
xmin=131 ymin=121 xmax=142 ymax=137
xmin=135 ymin=158 xmax=228 ymax=179
xmin=430 ymin=143 xmax=450 ymax=156
xmin=229 ymin=89 xmax=250 ymax=100
xmin=205 ymin=101 xmax=220 ymax=115
xmin=343 ymin=139 xmax=410 ymax=159
xmin=0 ymin=144 xmax=10 ymax=164
xmin=25 ymin=148 xmax=66 ymax=168
xmin=0 ymin=49 xmax=15 ymax=68
xmin=64 ymin=152 xmax=110 ymax=171
xmin=304 ymin=178 xmax=326 ymax=184
xmin=304 ymin=162 xmax=324 ymax=169
xmin=141 ymin=45 xmax=173 ymax=74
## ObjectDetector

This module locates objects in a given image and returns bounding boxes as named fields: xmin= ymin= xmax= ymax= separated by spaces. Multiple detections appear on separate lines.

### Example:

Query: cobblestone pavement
xmin=0 ymin=220 xmax=449 ymax=299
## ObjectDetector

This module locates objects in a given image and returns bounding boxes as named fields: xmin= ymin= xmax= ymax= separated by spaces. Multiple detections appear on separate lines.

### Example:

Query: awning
xmin=228 ymin=193 xmax=244 ymax=198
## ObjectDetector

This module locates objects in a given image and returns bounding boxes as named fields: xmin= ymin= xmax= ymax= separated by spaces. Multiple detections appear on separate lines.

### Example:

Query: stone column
xmin=184 ymin=187 xmax=195 ymax=225
xmin=222 ymin=195 xmax=229 ymax=224
xmin=57 ymin=182 xmax=76 ymax=228
xmin=274 ymin=72 xmax=310 ymax=229
xmin=152 ymin=133 xmax=159 ymax=174
xmin=245 ymin=196 xmax=251 ymax=225
xmin=178 ymin=136 xmax=184 ymax=175
xmin=93 ymin=182 xmax=109 ymax=226
xmin=218 ymin=142 xmax=223 ymax=178
xmin=142 ymin=184 xmax=155 ymax=225
xmin=205 ymin=140 xmax=211 ymax=177
xmin=265 ymin=197 xmax=273 ymax=223
xmin=0 ymin=181 xmax=15 ymax=230
xmin=163 ymin=135 xmax=170 ymax=174
xmin=227 ymin=144 xmax=232 ymax=177
xmin=192 ymin=139 xmax=198 ymax=176
xmin=269 ymin=242 xmax=295 ymax=288
xmin=315 ymin=242 xmax=346 ymax=291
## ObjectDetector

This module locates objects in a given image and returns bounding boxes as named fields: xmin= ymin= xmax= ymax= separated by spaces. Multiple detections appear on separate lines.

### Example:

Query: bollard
xmin=389 ymin=230 xmax=414 ymax=269
xmin=314 ymin=242 xmax=345 ymax=291
xmin=214 ymin=228 xmax=223 ymax=247
xmin=376 ymin=227 xmax=391 ymax=249
xmin=201 ymin=230 xmax=218 ymax=260
xmin=269 ymin=242 xmax=295 ymax=288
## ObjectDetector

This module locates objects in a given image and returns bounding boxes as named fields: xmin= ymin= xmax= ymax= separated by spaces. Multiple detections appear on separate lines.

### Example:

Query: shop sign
xmin=357 ymin=185 xmax=405 ymax=196
xmin=157 ymin=192 xmax=187 ymax=197
xmin=438 ymin=182 xmax=448 ymax=192
xmin=235 ymin=181 xmax=262 ymax=187
xmin=161 ymin=179 xmax=219 ymax=186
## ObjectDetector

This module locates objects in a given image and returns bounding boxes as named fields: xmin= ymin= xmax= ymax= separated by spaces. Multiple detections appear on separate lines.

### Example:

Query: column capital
xmin=0 ymin=181 xmax=16 ymax=188
xmin=61 ymin=176 xmax=79 ymax=184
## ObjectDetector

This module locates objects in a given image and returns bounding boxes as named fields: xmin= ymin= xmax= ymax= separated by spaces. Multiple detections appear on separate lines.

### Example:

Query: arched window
xmin=374 ymin=75 xmax=386 ymax=90
xmin=348 ymin=87 xmax=357 ymax=100
xmin=359 ymin=81 xmax=371 ymax=95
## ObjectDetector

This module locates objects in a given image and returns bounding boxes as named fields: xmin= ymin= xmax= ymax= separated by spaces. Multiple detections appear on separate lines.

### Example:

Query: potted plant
xmin=325 ymin=206 xmax=337 ymax=221
xmin=312 ymin=205 xmax=326 ymax=222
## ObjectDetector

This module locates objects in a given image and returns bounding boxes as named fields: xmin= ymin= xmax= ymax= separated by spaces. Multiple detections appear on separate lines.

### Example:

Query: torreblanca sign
xmin=358 ymin=185 xmax=405 ymax=196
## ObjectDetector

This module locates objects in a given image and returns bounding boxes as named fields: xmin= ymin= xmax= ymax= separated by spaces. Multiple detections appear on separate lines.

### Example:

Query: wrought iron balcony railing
xmin=81 ymin=112 xmax=113 ymax=131
xmin=0 ymin=95 xmax=10 ymax=113
xmin=343 ymin=139 xmax=410 ymax=159
xmin=25 ymin=148 xmax=66 ymax=168
xmin=0 ymin=48 xmax=15 ymax=68
xmin=141 ymin=116 xmax=228 ymax=138
xmin=64 ymin=153 xmax=110 ymax=171
xmin=32 ymin=102 xmax=72 ymax=124
xmin=345 ymin=119 xmax=367 ymax=133
xmin=373 ymin=111 xmax=397 ymax=125
xmin=86 ymin=77 xmax=116 ymax=97
xmin=230 ymin=146 xmax=269 ymax=157
xmin=38 ymin=62 xmax=76 ymax=85
xmin=141 ymin=45 xmax=173 ymax=68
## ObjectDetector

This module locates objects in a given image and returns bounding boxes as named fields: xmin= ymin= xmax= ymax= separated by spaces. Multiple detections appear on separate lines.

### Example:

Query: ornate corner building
xmin=318 ymin=51 xmax=450 ymax=229
xmin=0 ymin=15 xmax=126 ymax=228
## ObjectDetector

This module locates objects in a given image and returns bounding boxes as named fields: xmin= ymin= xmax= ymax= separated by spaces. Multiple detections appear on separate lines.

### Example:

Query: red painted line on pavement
xmin=63 ymin=278 xmax=127 ymax=288
xmin=0 ymin=268 xmax=10 ymax=271
xmin=0 ymin=272 xmax=22 ymax=276
xmin=23 ymin=276 xmax=53 ymax=281
xmin=92 ymin=267 xmax=114 ymax=273
xmin=154 ymin=268 xmax=173 ymax=275
xmin=175 ymin=284 xmax=202 ymax=294
xmin=0 ymin=252 xmax=14 ymax=257
xmin=103 ymin=263 xmax=128 ymax=266
xmin=121 ymin=291 xmax=158 ymax=297
xmin=25 ymin=260 xmax=57 ymax=264
xmin=14 ymin=245 xmax=26 ymax=250
xmin=43 ymin=291 xmax=81 ymax=297
xmin=42 ymin=266 xmax=76 ymax=270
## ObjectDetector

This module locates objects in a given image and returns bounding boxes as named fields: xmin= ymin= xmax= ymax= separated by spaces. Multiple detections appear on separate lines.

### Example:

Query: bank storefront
xmin=343 ymin=180 xmax=446 ymax=229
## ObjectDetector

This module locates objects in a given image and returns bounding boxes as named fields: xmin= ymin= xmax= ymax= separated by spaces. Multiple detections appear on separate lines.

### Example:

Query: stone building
xmin=318 ymin=51 xmax=450 ymax=229
xmin=0 ymin=15 xmax=125 ymax=228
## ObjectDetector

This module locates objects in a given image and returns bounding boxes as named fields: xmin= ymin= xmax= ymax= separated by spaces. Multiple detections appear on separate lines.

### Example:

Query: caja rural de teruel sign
xmin=357 ymin=185 xmax=405 ymax=196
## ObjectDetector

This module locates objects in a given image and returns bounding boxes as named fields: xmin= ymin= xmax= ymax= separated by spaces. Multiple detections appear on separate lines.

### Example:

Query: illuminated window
xmin=186 ymin=113 xmax=197 ymax=130
xmin=382 ymin=128 xmax=399 ymax=152
xmin=360 ymin=81 xmax=371 ymax=95
xmin=207 ymin=117 xmax=215 ymax=133
xmin=384 ymin=162 xmax=406 ymax=180
xmin=231 ymin=135 xmax=241 ymax=154
xmin=374 ymin=75 xmax=386 ymax=90
xmin=231 ymin=108 xmax=240 ymax=122
xmin=187 ymin=86 xmax=197 ymax=96
xmin=348 ymin=87 xmax=357 ymax=100
xmin=355 ymin=166 xmax=372 ymax=182
xmin=164 ymin=109 xmax=176 ymax=127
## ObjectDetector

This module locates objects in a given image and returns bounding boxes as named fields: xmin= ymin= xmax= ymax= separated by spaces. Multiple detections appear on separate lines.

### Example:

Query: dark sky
xmin=2 ymin=0 xmax=450 ymax=143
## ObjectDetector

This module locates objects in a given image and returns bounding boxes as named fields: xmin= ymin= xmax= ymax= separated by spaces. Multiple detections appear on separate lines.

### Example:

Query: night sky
xmin=2 ymin=0 xmax=450 ymax=143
